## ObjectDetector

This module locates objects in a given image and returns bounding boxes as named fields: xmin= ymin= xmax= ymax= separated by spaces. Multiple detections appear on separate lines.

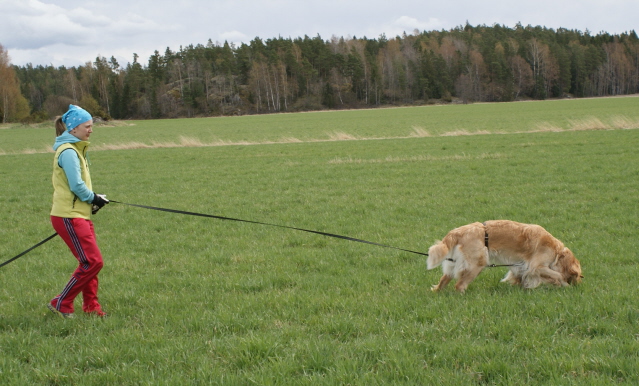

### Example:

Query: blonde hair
xmin=54 ymin=116 xmax=67 ymax=137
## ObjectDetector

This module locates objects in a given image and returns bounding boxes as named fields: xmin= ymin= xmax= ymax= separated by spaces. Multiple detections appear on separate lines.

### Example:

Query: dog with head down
xmin=427 ymin=220 xmax=582 ymax=293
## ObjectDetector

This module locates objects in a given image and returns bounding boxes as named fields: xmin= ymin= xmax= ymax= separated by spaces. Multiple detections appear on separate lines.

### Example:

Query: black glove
xmin=91 ymin=193 xmax=109 ymax=214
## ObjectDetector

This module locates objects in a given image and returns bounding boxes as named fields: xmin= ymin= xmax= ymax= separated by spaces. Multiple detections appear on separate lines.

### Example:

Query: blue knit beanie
xmin=62 ymin=105 xmax=92 ymax=131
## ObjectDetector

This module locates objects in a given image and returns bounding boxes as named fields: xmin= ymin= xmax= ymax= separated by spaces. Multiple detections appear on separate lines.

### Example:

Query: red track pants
xmin=50 ymin=216 xmax=104 ymax=314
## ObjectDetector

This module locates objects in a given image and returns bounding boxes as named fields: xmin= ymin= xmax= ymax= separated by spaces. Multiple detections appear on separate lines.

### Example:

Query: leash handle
xmin=111 ymin=200 xmax=429 ymax=257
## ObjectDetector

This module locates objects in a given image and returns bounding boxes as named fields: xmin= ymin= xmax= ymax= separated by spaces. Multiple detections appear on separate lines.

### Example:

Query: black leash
xmin=0 ymin=232 xmax=58 ymax=269
xmin=110 ymin=200 xmax=429 ymax=257
xmin=2 ymin=201 xmax=429 ymax=269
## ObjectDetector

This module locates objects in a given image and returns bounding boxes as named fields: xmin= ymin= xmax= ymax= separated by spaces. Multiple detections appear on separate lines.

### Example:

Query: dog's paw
xmin=430 ymin=285 xmax=440 ymax=292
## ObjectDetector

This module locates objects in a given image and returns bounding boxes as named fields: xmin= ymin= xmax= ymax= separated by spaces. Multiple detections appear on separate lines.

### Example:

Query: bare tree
xmin=510 ymin=55 xmax=534 ymax=99
xmin=527 ymin=38 xmax=558 ymax=98
xmin=94 ymin=56 xmax=112 ymax=116
xmin=597 ymin=42 xmax=633 ymax=95
xmin=0 ymin=44 xmax=29 ymax=122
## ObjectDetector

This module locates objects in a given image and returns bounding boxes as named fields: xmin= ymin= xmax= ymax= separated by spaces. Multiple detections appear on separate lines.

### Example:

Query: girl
xmin=48 ymin=104 xmax=109 ymax=318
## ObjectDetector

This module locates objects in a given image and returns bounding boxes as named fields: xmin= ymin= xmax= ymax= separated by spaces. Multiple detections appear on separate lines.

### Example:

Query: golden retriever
xmin=427 ymin=220 xmax=582 ymax=293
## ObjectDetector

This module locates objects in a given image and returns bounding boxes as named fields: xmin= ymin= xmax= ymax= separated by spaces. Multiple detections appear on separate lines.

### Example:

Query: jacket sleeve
xmin=58 ymin=149 xmax=95 ymax=203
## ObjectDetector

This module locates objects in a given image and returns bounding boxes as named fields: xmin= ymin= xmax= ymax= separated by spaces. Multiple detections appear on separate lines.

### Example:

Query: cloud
xmin=2 ymin=0 xmax=638 ymax=67
xmin=0 ymin=0 xmax=87 ymax=49
xmin=362 ymin=16 xmax=448 ymax=39
xmin=0 ymin=0 xmax=167 ymax=57
xmin=219 ymin=30 xmax=249 ymax=44
xmin=384 ymin=16 xmax=447 ymax=36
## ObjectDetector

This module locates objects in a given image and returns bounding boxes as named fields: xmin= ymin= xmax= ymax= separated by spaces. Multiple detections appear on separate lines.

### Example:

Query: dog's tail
xmin=426 ymin=241 xmax=450 ymax=269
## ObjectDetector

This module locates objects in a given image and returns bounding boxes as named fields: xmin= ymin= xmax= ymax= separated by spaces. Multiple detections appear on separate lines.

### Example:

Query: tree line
xmin=2 ymin=23 xmax=639 ymax=123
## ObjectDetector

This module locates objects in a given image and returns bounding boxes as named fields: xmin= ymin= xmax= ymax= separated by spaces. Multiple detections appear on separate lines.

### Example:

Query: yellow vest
xmin=51 ymin=142 xmax=93 ymax=219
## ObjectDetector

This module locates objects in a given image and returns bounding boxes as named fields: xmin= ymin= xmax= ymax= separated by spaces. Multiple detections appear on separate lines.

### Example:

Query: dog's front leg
xmin=500 ymin=270 xmax=522 ymax=286
xmin=537 ymin=266 xmax=569 ymax=287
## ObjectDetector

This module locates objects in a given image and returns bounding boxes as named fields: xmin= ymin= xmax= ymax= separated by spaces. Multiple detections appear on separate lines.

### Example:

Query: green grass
xmin=1 ymin=97 xmax=638 ymax=384
xmin=1 ymin=96 xmax=639 ymax=154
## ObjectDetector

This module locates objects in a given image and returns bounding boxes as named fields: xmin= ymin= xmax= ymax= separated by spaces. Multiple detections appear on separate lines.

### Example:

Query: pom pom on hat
xmin=62 ymin=105 xmax=92 ymax=131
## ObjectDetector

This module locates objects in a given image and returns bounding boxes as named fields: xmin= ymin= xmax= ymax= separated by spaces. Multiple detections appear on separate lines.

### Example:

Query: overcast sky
xmin=1 ymin=0 xmax=637 ymax=68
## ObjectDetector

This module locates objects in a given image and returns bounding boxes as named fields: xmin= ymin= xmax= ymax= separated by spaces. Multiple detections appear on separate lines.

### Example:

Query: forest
xmin=1 ymin=23 xmax=639 ymax=122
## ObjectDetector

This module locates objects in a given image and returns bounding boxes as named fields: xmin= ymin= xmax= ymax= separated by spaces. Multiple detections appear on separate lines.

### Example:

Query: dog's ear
xmin=560 ymin=247 xmax=582 ymax=284
xmin=559 ymin=247 xmax=575 ymax=263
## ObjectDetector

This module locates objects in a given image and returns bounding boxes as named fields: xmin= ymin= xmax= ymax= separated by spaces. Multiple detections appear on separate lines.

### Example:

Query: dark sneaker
xmin=47 ymin=303 xmax=74 ymax=319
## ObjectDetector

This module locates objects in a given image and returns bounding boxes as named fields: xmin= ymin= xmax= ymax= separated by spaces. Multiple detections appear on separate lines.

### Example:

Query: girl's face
xmin=70 ymin=120 xmax=94 ymax=141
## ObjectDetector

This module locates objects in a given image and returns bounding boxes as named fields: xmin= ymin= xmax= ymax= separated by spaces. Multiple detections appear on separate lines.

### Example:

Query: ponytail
xmin=54 ymin=116 xmax=66 ymax=137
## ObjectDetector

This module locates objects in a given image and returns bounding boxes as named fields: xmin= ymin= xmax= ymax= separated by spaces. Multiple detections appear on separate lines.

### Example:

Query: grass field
xmin=1 ymin=97 xmax=639 ymax=384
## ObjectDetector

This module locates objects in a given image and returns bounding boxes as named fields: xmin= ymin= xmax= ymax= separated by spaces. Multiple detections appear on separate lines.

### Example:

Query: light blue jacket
xmin=53 ymin=132 xmax=95 ymax=203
